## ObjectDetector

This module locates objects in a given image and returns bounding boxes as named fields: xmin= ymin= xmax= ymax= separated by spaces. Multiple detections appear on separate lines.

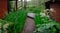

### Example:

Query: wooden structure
xmin=50 ymin=0 xmax=60 ymax=22
xmin=0 ymin=0 xmax=17 ymax=19
xmin=0 ymin=0 xmax=8 ymax=19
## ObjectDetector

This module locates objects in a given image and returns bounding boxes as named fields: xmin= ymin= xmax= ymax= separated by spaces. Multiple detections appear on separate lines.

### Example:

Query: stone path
xmin=22 ymin=17 xmax=35 ymax=33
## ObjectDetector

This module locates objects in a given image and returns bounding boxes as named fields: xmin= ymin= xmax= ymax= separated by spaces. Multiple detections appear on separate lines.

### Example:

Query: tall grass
xmin=4 ymin=9 xmax=27 ymax=33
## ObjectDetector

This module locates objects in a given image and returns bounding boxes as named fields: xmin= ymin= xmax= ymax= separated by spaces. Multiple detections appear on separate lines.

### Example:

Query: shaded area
xmin=50 ymin=1 xmax=60 ymax=22
xmin=23 ymin=17 xmax=35 ymax=33
xmin=0 ymin=1 xmax=8 ymax=19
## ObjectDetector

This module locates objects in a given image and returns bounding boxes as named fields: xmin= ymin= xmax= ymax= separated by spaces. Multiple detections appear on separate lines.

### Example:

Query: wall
xmin=50 ymin=2 xmax=60 ymax=23
xmin=0 ymin=0 xmax=8 ymax=19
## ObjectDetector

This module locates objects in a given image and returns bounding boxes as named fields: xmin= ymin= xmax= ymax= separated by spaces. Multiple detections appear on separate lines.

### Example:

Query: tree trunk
xmin=15 ymin=0 xmax=17 ymax=10
xmin=24 ymin=0 xmax=27 ymax=9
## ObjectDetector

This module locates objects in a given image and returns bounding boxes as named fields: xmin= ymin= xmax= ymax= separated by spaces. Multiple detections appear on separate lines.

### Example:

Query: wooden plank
xmin=50 ymin=2 xmax=60 ymax=22
xmin=0 ymin=0 xmax=8 ymax=19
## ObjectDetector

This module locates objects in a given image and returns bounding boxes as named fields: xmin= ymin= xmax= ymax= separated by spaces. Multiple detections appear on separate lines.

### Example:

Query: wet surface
xmin=22 ymin=17 xmax=35 ymax=33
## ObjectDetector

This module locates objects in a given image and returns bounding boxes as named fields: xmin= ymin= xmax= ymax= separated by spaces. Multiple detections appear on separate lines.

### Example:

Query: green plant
xmin=4 ymin=9 xmax=27 ymax=33
xmin=34 ymin=13 xmax=60 ymax=33
xmin=34 ymin=21 xmax=60 ymax=33
xmin=26 ymin=6 xmax=42 ymax=13
xmin=34 ymin=14 xmax=49 ymax=25
xmin=0 ymin=19 xmax=13 ymax=33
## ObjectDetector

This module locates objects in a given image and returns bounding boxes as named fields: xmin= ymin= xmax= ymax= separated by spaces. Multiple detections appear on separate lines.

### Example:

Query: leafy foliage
xmin=0 ymin=19 xmax=13 ymax=33
xmin=34 ymin=14 xmax=49 ymax=25
xmin=34 ymin=13 xmax=60 ymax=33
xmin=4 ymin=10 xmax=27 ymax=33
xmin=34 ymin=22 xmax=60 ymax=33
xmin=26 ymin=5 xmax=45 ymax=13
